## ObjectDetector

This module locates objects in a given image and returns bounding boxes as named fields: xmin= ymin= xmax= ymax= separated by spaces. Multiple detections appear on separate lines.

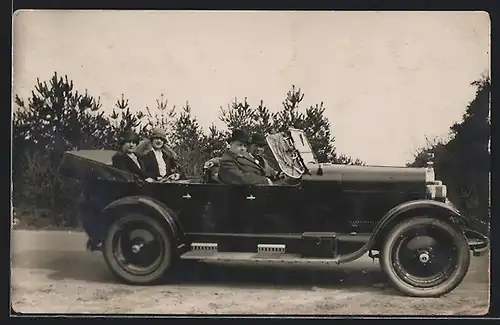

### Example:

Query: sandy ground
xmin=11 ymin=230 xmax=490 ymax=315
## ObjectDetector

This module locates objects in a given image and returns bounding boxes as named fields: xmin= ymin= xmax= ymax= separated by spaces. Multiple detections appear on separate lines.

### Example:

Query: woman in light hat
xmin=136 ymin=128 xmax=184 ymax=180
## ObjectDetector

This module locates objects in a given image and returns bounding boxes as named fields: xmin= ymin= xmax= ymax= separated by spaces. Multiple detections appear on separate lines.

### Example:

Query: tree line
xmin=12 ymin=72 xmax=362 ymax=227
xmin=12 ymin=72 xmax=490 ymax=231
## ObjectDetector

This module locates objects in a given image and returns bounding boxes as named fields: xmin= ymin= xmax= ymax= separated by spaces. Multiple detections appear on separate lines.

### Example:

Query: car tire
xmin=103 ymin=213 xmax=174 ymax=285
xmin=380 ymin=216 xmax=470 ymax=298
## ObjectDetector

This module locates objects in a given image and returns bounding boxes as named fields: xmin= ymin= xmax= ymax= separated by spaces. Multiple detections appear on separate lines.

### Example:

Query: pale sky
xmin=12 ymin=10 xmax=490 ymax=166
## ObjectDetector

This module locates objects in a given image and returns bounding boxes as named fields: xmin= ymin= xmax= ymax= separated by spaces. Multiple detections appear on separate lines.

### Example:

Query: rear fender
xmin=369 ymin=199 xmax=469 ymax=249
xmin=101 ymin=195 xmax=185 ymax=243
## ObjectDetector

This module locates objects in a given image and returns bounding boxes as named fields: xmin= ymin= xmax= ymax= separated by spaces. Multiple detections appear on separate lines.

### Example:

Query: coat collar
xmin=115 ymin=151 xmax=138 ymax=158
xmin=226 ymin=149 xmax=263 ymax=169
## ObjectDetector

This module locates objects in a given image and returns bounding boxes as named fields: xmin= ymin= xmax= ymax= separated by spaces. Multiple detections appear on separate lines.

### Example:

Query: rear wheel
xmin=380 ymin=216 xmax=470 ymax=297
xmin=103 ymin=213 xmax=174 ymax=285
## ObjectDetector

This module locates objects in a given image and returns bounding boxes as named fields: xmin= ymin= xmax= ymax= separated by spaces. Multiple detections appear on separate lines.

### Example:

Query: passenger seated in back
xmin=135 ymin=128 xmax=185 ymax=181
xmin=112 ymin=130 xmax=154 ymax=182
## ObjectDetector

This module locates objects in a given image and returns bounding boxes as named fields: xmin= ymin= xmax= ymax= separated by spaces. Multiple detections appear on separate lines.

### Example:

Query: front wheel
xmin=103 ymin=213 xmax=174 ymax=285
xmin=380 ymin=216 xmax=470 ymax=297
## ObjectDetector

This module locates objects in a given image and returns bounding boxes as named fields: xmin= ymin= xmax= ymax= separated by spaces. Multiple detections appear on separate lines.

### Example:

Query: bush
xmin=408 ymin=73 xmax=490 ymax=228
xmin=13 ymin=149 xmax=83 ymax=228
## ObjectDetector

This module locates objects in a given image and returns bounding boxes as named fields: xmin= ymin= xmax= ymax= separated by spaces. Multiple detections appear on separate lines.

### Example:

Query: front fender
xmin=373 ymin=199 xmax=468 ymax=237
xmin=338 ymin=199 xmax=480 ymax=265
xmin=101 ymin=195 xmax=184 ymax=242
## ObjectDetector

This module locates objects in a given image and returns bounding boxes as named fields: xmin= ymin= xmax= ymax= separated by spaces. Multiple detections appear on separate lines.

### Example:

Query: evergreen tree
xmin=218 ymin=85 xmax=364 ymax=166
xmin=141 ymin=94 xmax=177 ymax=138
xmin=170 ymin=102 xmax=208 ymax=176
xmin=202 ymin=124 xmax=229 ymax=158
xmin=219 ymin=97 xmax=256 ymax=133
xmin=272 ymin=86 xmax=363 ymax=165
xmin=108 ymin=94 xmax=145 ymax=146
xmin=13 ymin=72 xmax=111 ymax=155
xmin=12 ymin=72 xmax=114 ymax=226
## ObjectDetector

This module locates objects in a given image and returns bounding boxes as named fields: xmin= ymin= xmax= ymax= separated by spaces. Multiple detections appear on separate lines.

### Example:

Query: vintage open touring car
xmin=59 ymin=128 xmax=489 ymax=297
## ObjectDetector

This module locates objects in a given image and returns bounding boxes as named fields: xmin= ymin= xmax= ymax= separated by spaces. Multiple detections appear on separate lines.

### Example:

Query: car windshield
xmin=288 ymin=128 xmax=317 ymax=164
xmin=265 ymin=131 xmax=307 ymax=179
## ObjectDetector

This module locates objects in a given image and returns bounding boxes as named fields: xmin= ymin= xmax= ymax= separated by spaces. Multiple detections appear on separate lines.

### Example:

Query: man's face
xmin=122 ymin=140 xmax=137 ymax=154
xmin=230 ymin=140 xmax=247 ymax=153
xmin=249 ymin=143 xmax=265 ymax=157
xmin=152 ymin=137 xmax=164 ymax=149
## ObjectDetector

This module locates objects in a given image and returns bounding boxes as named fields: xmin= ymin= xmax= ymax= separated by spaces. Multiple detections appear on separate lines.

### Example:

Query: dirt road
xmin=11 ymin=230 xmax=490 ymax=315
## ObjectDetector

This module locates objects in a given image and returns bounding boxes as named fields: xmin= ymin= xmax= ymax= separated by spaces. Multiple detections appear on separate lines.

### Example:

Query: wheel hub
xmin=418 ymin=251 xmax=430 ymax=264
xmin=131 ymin=243 xmax=144 ymax=253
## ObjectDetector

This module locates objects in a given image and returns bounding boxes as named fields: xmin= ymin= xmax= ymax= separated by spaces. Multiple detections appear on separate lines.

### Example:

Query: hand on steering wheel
xmin=278 ymin=171 xmax=287 ymax=179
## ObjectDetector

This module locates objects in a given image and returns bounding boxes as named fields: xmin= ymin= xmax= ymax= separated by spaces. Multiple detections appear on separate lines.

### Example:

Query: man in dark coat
xmin=111 ymin=130 xmax=153 ymax=181
xmin=138 ymin=128 xmax=184 ymax=180
xmin=218 ymin=129 xmax=273 ymax=185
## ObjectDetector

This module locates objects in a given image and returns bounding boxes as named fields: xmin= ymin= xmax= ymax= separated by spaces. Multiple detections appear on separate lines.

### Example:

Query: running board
xmin=187 ymin=232 xmax=370 ymax=243
xmin=189 ymin=243 xmax=287 ymax=254
xmin=180 ymin=251 xmax=340 ymax=265
xmin=185 ymin=234 xmax=371 ymax=260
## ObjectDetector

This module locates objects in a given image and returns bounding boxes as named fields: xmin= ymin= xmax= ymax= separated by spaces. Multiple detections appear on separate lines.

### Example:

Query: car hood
xmin=304 ymin=163 xmax=426 ymax=183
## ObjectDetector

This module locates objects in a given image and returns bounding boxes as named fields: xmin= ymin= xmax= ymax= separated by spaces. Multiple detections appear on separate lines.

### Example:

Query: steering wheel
xmin=289 ymin=150 xmax=299 ymax=161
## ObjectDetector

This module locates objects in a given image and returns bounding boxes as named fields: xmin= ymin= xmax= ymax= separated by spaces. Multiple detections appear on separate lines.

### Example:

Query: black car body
xmin=59 ymin=128 xmax=489 ymax=297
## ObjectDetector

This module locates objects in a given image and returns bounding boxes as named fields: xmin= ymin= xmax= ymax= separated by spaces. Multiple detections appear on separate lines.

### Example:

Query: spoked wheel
xmin=103 ymin=213 xmax=174 ymax=285
xmin=380 ymin=216 xmax=470 ymax=297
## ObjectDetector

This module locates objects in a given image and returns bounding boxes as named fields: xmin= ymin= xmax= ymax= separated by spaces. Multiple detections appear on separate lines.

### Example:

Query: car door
xmin=231 ymin=184 xmax=268 ymax=233
xmin=224 ymin=184 xmax=302 ymax=234
xmin=139 ymin=182 xmax=213 ymax=233
xmin=201 ymin=184 xmax=266 ymax=234
xmin=252 ymin=184 xmax=302 ymax=234
xmin=173 ymin=182 xmax=222 ymax=233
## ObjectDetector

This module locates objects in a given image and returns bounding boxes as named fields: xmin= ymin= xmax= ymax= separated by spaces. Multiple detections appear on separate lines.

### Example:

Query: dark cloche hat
xmin=119 ymin=130 xmax=139 ymax=145
xmin=250 ymin=133 xmax=267 ymax=146
xmin=228 ymin=129 xmax=250 ymax=144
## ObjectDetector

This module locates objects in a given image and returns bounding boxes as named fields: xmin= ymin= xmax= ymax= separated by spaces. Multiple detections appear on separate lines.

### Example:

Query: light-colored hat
xmin=150 ymin=128 xmax=167 ymax=141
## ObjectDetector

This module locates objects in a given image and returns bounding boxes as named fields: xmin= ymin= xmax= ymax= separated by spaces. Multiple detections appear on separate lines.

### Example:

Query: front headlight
xmin=425 ymin=165 xmax=435 ymax=183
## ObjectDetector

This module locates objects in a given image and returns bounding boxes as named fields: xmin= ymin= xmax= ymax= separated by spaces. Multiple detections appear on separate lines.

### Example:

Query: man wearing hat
xmin=137 ymin=128 xmax=184 ymax=180
xmin=218 ymin=129 xmax=273 ymax=185
xmin=112 ymin=130 xmax=153 ymax=181
xmin=248 ymin=133 xmax=283 ymax=181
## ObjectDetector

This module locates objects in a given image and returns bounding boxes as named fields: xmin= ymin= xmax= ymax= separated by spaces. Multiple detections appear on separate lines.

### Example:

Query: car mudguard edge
xmin=100 ymin=195 xmax=184 ymax=242
xmin=371 ymin=199 xmax=468 ymax=241
xmin=336 ymin=199 xmax=468 ymax=264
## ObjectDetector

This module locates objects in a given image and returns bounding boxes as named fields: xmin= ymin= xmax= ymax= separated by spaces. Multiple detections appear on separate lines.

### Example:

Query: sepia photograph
xmin=11 ymin=10 xmax=491 ymax=315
